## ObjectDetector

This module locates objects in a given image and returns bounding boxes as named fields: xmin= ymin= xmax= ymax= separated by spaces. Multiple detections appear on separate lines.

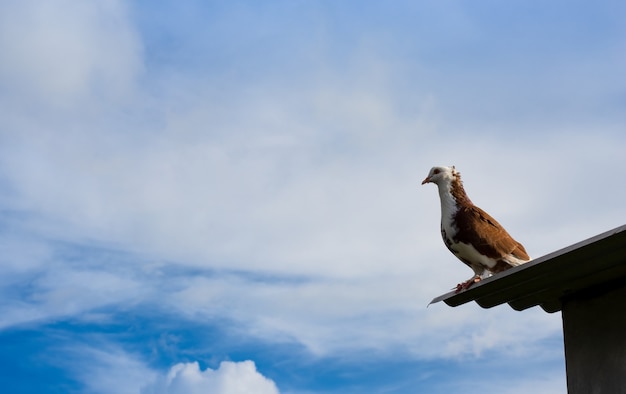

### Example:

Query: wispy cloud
xmin=64 ymin=344 xmax=156 ymax=394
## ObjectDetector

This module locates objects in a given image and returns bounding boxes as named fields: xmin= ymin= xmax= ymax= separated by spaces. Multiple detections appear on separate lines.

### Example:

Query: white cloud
xmin=142 ymin=360 xmax=279 ymax=394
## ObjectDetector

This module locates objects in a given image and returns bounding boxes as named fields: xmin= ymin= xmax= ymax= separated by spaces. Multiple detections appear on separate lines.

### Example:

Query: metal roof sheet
xmin=429 ymin=224 xmax=626 ymax=313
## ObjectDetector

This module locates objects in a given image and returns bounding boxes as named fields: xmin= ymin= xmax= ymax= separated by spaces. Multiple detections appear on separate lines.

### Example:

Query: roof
xmin=429 ymin=224 xmax=626 ymax=313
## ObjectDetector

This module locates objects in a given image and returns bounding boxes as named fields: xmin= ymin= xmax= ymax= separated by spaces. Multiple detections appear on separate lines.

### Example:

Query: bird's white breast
xmin=438 ymin=184 xmax=460 ymax=240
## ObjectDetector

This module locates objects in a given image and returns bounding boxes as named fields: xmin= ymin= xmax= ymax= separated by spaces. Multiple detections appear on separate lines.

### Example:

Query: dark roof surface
xmin=429 ymin=224 xmax=626 ymax=313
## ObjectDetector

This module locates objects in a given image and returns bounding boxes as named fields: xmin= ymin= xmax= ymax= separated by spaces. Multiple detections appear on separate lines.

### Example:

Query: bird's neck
xmin=450 ymin=175 xmax=472 ymax=206
xmin=437 ymin=175 xmax=473 ymax=216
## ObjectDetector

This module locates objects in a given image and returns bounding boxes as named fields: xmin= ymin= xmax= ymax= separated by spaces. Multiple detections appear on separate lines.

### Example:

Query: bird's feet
xmin=454 ymin=276 xmax=481 ymax=293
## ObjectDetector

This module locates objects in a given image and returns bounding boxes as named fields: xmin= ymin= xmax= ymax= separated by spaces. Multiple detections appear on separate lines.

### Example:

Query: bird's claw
xmin=453 ymin=276 xmax=481 ymax=293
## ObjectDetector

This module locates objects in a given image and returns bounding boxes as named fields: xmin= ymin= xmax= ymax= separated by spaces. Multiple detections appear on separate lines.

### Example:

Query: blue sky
xmin=1 ymin=1 xmax=625 ymax=393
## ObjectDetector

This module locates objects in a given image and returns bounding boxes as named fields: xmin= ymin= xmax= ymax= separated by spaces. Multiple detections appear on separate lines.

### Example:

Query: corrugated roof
xmin=429 ymin=224 xmax=626 ymax=313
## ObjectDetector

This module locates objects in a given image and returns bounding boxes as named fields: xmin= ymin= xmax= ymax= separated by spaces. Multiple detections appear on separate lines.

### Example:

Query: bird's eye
xmin=433 ymin=169 xmax=440 ymax=175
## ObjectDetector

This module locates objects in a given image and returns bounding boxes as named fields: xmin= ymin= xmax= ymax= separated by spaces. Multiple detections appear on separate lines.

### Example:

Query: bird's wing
xmin=455 ymin=205 xmax=530 ymax=261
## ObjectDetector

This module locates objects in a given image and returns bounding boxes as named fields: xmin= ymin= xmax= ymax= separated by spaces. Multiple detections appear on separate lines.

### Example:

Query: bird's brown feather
xmin=453 ymin=205 xmax=530 ymax=262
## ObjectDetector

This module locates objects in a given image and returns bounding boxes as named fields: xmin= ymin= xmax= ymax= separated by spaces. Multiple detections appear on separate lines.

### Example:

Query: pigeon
xmin=422 ymin=166 xmax=531 ymax=292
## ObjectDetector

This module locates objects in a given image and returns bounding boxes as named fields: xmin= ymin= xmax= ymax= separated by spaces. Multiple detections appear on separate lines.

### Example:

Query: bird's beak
xmin=421 ymin=177 xmax=430 ymax=185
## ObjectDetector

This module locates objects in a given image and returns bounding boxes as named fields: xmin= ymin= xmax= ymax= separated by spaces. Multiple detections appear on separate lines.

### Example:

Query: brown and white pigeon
xmin=422 ymin=166 xmax=531 ymax=292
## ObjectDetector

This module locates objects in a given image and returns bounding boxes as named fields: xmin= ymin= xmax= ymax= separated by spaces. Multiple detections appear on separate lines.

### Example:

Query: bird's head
xmin=421 ymin=166 xmax=458 ymax=186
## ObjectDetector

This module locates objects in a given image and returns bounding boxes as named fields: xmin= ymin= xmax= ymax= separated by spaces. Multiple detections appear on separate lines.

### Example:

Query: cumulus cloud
xmin=143 ymin=361 xmax=279 ymax=394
